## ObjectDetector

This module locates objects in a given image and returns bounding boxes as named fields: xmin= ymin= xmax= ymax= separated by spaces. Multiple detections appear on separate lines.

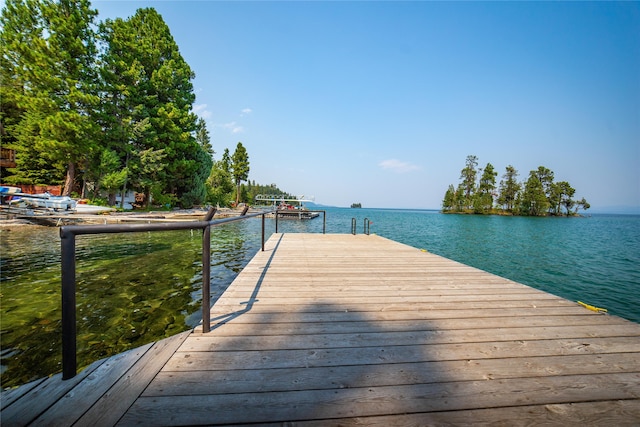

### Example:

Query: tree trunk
xmin=120 ymin=152 xmax=130 ymax=208
xmin=62 ymin=161 xmax=75 ymax=196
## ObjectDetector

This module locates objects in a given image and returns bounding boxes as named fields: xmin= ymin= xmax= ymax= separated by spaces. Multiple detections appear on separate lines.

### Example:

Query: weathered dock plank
xmin=122 ymin=233 xmax=640 ymax=425
xmin=3 ymin=233 xmax=640 ymax=426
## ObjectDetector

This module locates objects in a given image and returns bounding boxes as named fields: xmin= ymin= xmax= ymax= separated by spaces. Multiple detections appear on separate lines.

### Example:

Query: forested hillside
xmin=0 ymin=0 xmax=274 ymax=209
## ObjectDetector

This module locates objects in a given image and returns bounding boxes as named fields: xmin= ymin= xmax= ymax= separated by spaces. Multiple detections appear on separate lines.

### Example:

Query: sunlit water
xmin=1 ymin=221 xmax=265 ymax=387
xmin=1 ymin=208 xmax=639 ymax=387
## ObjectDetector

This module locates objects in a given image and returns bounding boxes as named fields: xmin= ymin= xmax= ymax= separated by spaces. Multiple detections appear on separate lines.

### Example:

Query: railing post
xmin=275 ymin=211 xmax=279 ymax=233
xmin=60 ymin=229 xmax=77 ymax=380
xmin=261 ymin=213 xmax=266 ymax=251
xmin=364 ymin=218 xmax=370 ymax=235
xmin=56 ymin=206 xmax=273 ymax=379
xmin=201 ymin=225 xmax=211 ymax=333
xmin=201 ymin=206 xmax=216 ymax=333
xmin=322 ymin=210 xmax=326 ymax=234
xmin=351 ymin=218 xmax=356 ymax=235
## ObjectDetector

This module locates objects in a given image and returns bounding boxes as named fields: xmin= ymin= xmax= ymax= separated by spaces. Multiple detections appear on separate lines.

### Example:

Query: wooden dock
xmin=2 ymin=233 xmax=640 ymax=425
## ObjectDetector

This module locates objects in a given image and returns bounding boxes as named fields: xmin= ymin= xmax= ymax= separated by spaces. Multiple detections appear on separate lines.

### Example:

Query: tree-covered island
xmin=0 ymin=1 xmax=281 ymax=209
xmin=442 ymin=155 xmax=590 ymax=216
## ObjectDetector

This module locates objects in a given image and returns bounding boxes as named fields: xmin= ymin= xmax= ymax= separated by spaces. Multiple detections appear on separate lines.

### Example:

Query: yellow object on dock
xmin=577 ymin=300 xmax=608 ymax=313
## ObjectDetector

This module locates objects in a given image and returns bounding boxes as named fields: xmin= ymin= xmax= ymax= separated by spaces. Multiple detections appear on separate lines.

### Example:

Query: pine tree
xmin=497 ymin=165 xmax=521 ymax=212
xmin=459 ymin=155 xmax=478 ymax=210
xmin=475 ymin=163 xmax=497 ymax=213
xmin=99 ymin=8 xmax=206 ymax=207
xmin=1 ymin=0 xmax=100 ymax=194
xmin=521 ymin=170 xmax=550 ymax=216
xmin=442 ymin=184 xmax=456 ymax=212
xmin=231 ymin=142 xmax=250 ymax=206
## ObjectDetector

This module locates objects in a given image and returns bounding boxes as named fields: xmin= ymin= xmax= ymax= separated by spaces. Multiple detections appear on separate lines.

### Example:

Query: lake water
xmin=1 ymin=208 xmax=639 ymax=388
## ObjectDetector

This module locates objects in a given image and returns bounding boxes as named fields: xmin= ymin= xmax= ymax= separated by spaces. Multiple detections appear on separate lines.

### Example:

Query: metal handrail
xmin=59 ymin=206 xmax=274 ymax=379
xmin=364 ymin=218 xmax=370 ymax=235
xmin=275 ymin=209 xmax=326 ymax=234
xmin=351 ymin=217 xmax=356 ymax=235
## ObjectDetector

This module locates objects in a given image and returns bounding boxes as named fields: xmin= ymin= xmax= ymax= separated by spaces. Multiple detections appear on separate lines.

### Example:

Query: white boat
xmin=0 ymin=186 xmax=22 ymax=196
xmin=11 ymin=193 xmax=76 ymax=211
xmin=73 ymin=203 xmax=116 ymax=214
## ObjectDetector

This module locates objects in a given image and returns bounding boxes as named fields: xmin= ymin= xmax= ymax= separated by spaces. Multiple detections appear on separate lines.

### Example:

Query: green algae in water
xmin=1 ymin=222 xmax=262 ymax=388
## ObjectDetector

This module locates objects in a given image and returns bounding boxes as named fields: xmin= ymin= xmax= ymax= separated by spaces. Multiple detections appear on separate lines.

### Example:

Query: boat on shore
xmin=8 ymin=192 xmax=76 ymax=211
xmin=74 ymin=201 xmax=116 ymax=214
xmin=1 ymin=187 xmax=114 ymax=216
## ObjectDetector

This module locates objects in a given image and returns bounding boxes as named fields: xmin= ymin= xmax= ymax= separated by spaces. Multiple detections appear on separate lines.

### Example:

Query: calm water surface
xmin=1 ymin=208 xmax=639 ymax=387
xmin=1 ymin=221 xmax=265 ymax=387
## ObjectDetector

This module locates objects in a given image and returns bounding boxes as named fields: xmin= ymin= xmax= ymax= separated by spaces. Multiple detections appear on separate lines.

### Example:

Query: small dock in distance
xmin=3 ymin=233 xmax=640 ymax=425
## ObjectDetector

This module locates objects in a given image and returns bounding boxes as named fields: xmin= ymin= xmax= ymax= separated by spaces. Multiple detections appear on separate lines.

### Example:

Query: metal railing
xmin=59 ymin=206 xmax=274 ymax=379
xmin=352 ymin=217 xmax=371 ymax=235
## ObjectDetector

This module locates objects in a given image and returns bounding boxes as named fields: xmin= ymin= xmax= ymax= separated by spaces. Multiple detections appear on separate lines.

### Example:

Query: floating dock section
xmin=2 ymin=233 xmax=640 ymax=425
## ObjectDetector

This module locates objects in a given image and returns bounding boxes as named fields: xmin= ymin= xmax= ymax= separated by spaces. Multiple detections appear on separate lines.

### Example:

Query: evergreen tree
xmin=206 ymin=159 xmax=233 ymax=207
xmin=550 ymin=181 xmax=575 ymax=216
xmin=195 ymin=117 xmax=214 ymax=156
xmin=99 ymin=8 xmax=203 ymax=207
xmin=534 ymin=166 xmax=555 ymax=213
xmin=231 ymin=142 xmax=249 ymax=206
xmin=459 ymin=155 xmax=478 ymax=210
xmin=0 ymin=0 xmax=28 ymax=182
xmin=442 ymin=184 xmax=456 ymax=211
xmin=475 ymin=163 xmax=497 ymax=213
xmin=574 ymin=197 xmax=590 ymax=214
xmin=1 ymin=0 xmax=100 ymax=194
xmin=497 ymin=165 xmax=520 ymax=212
xmin=521 ymin=170 xmax=549 ymax=216
xmin=221 ymin=148 xmax=231 ymax=173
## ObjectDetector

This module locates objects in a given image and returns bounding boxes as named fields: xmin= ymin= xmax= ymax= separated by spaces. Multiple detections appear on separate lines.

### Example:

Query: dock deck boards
xmin=3 ymin=233 xmax=640 ymax=425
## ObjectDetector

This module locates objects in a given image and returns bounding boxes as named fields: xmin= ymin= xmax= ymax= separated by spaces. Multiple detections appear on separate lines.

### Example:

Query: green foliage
xmin=497 ymin=165 xmax=520 ymax=212
xmin=442 ymin=184 xmax=456 ymax=211
xmin=231 ymin=142 xmax=250 ymax=205
xmin=205 ymin=159 xmax=234 ymax=207
xmin=459 ymin=155 xmax=478 ymax=210
xmin=1 ymin=0 xmax=100 ymax=194
xmin=474 ymin=163 xmax=497 ymax=213
xmin=520 ymin=170 xmax=550 ymax=216
xmin=1 ymin=2 xmax=212 ymax=208
xmin=443 ymin=155 xmax=589 ymax=216
xmin=99 ymin=8 xmax=205 ymax=208
xmin=195 ymin=117 xmax=213 ymax=156
xmin=101 ymin=169 xmax=128 ymax=195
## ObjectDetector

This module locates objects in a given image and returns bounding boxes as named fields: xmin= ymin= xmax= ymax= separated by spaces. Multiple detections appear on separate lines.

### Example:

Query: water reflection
xmin=0 ymin=219 xmax=265 ymax=388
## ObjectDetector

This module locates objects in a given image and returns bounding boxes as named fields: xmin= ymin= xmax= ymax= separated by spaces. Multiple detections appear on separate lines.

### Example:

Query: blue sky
xmin=93 ymin=1 xmax=639 ymax=211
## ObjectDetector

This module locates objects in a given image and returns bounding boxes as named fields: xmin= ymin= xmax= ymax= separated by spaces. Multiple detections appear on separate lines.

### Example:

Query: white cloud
xmin=379 ymin=159 xmax=420 ymax=173
xmin=240 ymin=108 xmax=252 ymax=116
xmin=192 ymin=104 xmax=212 ymax=120
xmin=222 ymin=121 xmax=244 ymax=134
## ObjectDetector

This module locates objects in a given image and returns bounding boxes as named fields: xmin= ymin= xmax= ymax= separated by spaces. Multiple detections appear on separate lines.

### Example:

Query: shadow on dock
xmin=3 ymin=233 xmax=640 ymax=425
